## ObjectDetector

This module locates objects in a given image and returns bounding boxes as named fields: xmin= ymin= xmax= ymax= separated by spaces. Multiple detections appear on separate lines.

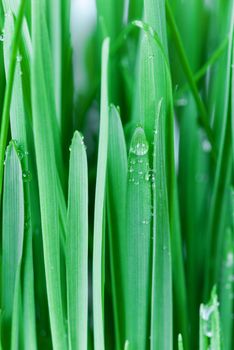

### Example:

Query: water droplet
xmin=202 ymin=139 xmax=212 ymax=152
xmin=16 ymin=54 xmax=22 ymax=62
xmin=145 ymin=173 xmax=150 ymax=181
xmin=23 ymin=170 xmax=32 ymax=182
xmin=0 ymin=34 xmax=4 ymax=42
xmin=200 ymin=303 xmax=218 ymax=321
xmin=69 ymin=146 xmax=71 ymax=152
xmin=175 ymin=98 xmax=188 ymax=107
xmin=129 ymin=166 xmax=134 ymax=173
xmin=226 ymin=253 xmax=234 ymax=267
xmin=130 ymin=142 xmax=149 ymax=156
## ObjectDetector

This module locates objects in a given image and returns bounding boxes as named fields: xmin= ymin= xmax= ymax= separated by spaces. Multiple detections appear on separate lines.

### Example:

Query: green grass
xmin=0 ymin=0 xmax=233 ymax=349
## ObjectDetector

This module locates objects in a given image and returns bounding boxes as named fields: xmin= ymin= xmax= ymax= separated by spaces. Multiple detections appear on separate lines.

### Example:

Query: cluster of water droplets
xmin=69 ymin=133 xmax=86 ymax=152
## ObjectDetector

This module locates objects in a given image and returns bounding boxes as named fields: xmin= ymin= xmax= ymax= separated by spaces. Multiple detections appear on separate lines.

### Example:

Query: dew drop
xmin=226 ymin=253 xmax=234 ymax=267
xmin=202 ymin=139 xmax=212 ymax=152
xmin=16 ymin=54 xmax=22 ymax=62
xmin=23 ymin=170 xmax=32 ymax=182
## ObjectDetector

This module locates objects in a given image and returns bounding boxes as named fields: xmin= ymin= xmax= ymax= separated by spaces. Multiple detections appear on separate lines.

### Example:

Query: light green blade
xmin=151 ymin=100 xmax=172 ymax=350
xmin=124 ymin=127 xmax=151 ymax=350
xmin=31 ymin=0 xmax=67 ymax=348
xmin=67 ymin=131 xmax=88 ymax=350
xmin=199 ymin=287 xmax=221 ymax=350
xmin=1 ymin=142 xmax=24 ymax=349
xmin=107 ymin=105 xmax=128 ymax=349
xmin=92 ymin=37 xmax=110 ymax=350
xmin=178 ymin=334 xmax=184 ymax=350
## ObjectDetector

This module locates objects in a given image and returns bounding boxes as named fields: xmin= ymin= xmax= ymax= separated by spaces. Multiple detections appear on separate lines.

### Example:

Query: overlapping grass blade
xmin=124 ymin=127 xmax=151 ymax=349
xmin=92 ymin=37 xmax=110 ymax=350
xmin=151 ymin=100 xmax=172 ymax=350
xmin=107 ymin=105 xmax=127 ymax=348
xmin=67 ymin=131 xmax=88 ymax=350
xmin=31 ymin=0 xmax=66 ymax=348
xmin=1 ymin=142 xmax=24 ymax=349
xmin=0 ymin=0 xmax=26 ymax=199
xmin=131 ymin=6 xmax=188 ymax=345
xmin=205 ymin=5 xmax=234 ymax=295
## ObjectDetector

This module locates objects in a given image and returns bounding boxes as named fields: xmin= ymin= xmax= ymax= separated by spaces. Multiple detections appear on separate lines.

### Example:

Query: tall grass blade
xmin=92 ymin=37 xmax=110 ymax=350
xmin=107 ymin=105 xmax=127 ymax=349
xmin=124 ymin=127 xmax=151 ymax=349
xmin=67 ymin=131 xmax=88 ymax=350
xmin=151 ymin=100 xmax=172 ymax=350
xmin=1 ymin=142 xmax=24 ymax=349
xmin=31 ymin=0 xmax=67 ymax=348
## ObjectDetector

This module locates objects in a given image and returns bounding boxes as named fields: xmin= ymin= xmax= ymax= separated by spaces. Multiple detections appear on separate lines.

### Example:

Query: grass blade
xmin=178 ymin=334 xmax=184 ymax=350
xmin=0 ymin=0 xmax=26 ymax=199
xmin=67 ymin=131 xmax=88 ymax=350
xmin=107 ymin=105 xmax=127 ymax=348
xmin=219 ymin=228 xmax=234 ymax=350
xmin=199 ymin=287 xmax=221 ymax=350
xmin=92 ymin=37 xmax=110 ymax=350
xmin=1 ymin=142 xmax=24 ymax=349
xmin=31 ymin=1 xmax=66 ymax=348
xmin=10 ymin=267 xmax=22 ymax=350
xmin=151 ymin=100 xmax=172 ymax=350
xmin=124 ymin=127 xmax=151 ymax=349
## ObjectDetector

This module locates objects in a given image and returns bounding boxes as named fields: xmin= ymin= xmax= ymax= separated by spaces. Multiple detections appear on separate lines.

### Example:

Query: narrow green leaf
xmin=151 ymin=100 xmax=172 ymax=350
xmin=31 ymin=1 xmax=66 ymax=348
xmin=92 ymin=37 xmax=110 ymax=350
xmin=1 ymin=142 xmax=24 ymax=349
xmin=124 ymin=127 xmax=151 ymax=349
xmin=178 ymin=334 xmax=184 ymax=350
xmin=0 ymin=0 xmax=27 ymax=199
xmin=107 ymin=105 xmax=127 ymax=348
xmin=10 ymin=267 xmax=22 ymax=350
xmin=199 ymin=287 xmax=221 ymax=350
xmin=67 ymin=131 xmax=88 ymax=350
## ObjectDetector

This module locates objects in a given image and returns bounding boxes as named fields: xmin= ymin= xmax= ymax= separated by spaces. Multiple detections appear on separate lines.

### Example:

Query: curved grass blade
xmin=1 ymin=142 xmax=24 ymax=349
xmin=124 ymin=127 xmax=151 ymax=349
xmin=31 ymin=1 xmax=67 ymax=348
xmin=67 ymin=131 xmax=88 ymax=350
xmin=92 ymin=37 xmax=110 ymax=350
xmin=151 ymin=100 xmax=172 ymax=350
xmin=107 ymin=105 xmax=127 ymax=349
